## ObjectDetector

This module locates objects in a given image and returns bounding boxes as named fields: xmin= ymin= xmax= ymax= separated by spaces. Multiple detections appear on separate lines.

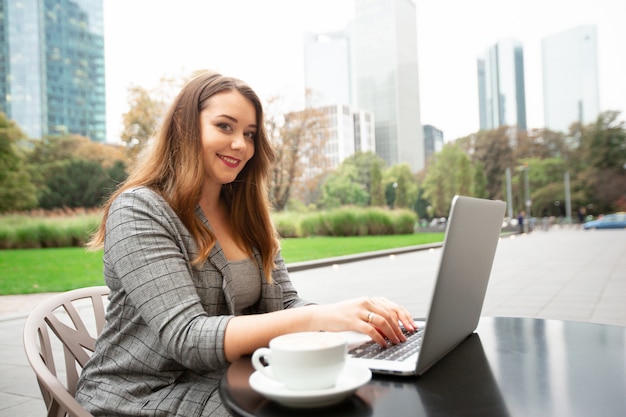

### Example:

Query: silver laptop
xmin=346 ymin=195 xmax=506 ymax=376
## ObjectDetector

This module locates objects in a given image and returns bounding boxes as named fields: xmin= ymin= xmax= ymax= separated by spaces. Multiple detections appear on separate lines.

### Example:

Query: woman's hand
xmin=225 ymin=296 xmax=416 ymax=361
xmin=310 ymin=297 xmax=417 ymax=346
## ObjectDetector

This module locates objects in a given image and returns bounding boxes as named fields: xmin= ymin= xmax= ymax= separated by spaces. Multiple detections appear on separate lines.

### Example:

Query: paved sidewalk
xmin=290 ymin=228 xmax=626 ymax=326
xmin=1 ymin=228 xmax=625 ymax=416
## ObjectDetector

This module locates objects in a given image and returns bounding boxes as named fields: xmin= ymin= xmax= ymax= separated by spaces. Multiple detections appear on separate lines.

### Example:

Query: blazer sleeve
xmin=104 ymin=188 xmax=231 ymax=371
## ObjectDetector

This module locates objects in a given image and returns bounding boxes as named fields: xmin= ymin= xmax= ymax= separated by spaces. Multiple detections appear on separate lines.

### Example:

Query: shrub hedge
xmin=0 ymin=207 xmax=418 ymax=249
xmin=274 ymin=207 xmax=417 ymax=238
xmin=0 ymin=210 xmax=101 ymax=249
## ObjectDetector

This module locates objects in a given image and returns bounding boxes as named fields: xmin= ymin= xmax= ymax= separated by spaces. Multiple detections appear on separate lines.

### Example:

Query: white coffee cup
xmin=251 ymin=331 xmax=347 ymax=391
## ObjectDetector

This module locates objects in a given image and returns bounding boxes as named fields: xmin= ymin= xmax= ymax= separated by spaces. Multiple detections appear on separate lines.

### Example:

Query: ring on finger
xmin=367 ymin=312 xmax=375 ymax=323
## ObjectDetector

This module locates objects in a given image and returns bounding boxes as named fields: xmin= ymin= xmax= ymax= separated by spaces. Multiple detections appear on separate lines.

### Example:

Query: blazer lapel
xmin=253 ymin=249 xmax=284 ymax=313
xmin=197 ymin=205 xmax=238 ymax=315
xmin=197 ymin=205 xmax=284 ymax=315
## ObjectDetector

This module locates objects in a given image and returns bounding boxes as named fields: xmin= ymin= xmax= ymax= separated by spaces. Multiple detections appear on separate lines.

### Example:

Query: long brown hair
xmin=88 ymin=73 xmax=279 ymax=282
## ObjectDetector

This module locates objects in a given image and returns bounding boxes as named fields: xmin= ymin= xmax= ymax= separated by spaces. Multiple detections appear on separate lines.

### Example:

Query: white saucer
xmin=248 ymin=360 xmax=372 ymax=408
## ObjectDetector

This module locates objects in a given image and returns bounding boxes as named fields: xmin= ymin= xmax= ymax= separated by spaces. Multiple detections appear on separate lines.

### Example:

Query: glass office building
xmin=423 ymin=124 xmax=443 ymax=164
xmin=477 ymin=39 xmax=527 ymax=132
xmin=542 ymin=25 xmax=599 ymax=133
xmin=0 ymin=0 xmax=106 ymax=142
xmin=303 ymin=31 xmax=353 ymax=108
xmin=352 ymin=0 xmax=424 ymax=172
xmin=303 ymin=30 xmax=376 ymax=169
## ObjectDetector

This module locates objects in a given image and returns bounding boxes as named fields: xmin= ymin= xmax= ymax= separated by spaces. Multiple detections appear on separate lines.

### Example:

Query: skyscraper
xmin=477 ymin=39 xmax=527 ymax=132
xmin=303 ymin=31 xmax=353 ymax=108
xmin=318 ymin=104 xmax=356 ymax=168
xmin=0 ymin=0 xmax=106 ymax=142
xmin=542 ymin=25 xmax=599 ymax=133
xmin=352 ymin=0 xmax=424 ymax=172
xmin=303 ymin=30 xmax=375 ymax=169
xmin=354 ymin=109 xmax=376 ymax=154
xmin=423 ymin=124 xmax=443 ymax=163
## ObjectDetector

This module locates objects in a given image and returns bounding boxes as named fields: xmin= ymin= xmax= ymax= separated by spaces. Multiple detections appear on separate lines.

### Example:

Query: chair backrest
xmin=23 ymin=286 xmax=110 ymax=417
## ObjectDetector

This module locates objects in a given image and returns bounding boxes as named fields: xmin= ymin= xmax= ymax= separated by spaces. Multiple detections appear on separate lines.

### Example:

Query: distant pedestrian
xmin=518 ymin=210 xmax=525 ymax=234
xmin=578 ymin=207 xmax=587 ymax=226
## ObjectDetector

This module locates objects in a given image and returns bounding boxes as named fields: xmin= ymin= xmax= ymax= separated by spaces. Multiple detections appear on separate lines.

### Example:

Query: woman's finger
xmin=370 ymin=298 xmax=411 ymax=327
xmin=363 ymin=309 xmax=404 ymax=345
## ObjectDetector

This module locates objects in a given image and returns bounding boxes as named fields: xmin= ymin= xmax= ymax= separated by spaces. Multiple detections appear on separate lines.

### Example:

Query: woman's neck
xmin=199 ymin=183 xmax=223 ymax=212
xmin=198 ymin=184 xmax=249 ymax=261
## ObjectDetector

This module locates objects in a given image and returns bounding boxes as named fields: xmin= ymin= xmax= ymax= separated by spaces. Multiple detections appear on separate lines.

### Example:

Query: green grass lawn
xmin=0 ymin=233 xmax=444 ymax=295
xmin=279 ymin=233 xmax=444 ymax=262
xmin=0 ymin=247 xmax=106 ymax=295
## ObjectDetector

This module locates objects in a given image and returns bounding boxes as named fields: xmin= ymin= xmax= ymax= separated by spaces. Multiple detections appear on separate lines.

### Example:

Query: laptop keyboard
xmin=349 ymin=327 xmax=425 ymax=361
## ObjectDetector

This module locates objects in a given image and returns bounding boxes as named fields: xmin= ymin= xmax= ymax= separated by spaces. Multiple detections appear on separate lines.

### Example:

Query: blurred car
xmin=583 ymin=213 xmax=626 ymax=230
xmin=429 ymin=217 xmax=447 ymax=228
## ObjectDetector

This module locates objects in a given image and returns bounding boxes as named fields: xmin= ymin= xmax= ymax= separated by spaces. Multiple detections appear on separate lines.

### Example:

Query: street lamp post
xmin=524 ymin=167 xmax=531 ymax=211
xmin=564 ymin=171 xmax=572 ymax=223
xmin=505 ymin=167 xmax=513 ymax=220
xmin=518 ymin=164 xmax=531 ymax=233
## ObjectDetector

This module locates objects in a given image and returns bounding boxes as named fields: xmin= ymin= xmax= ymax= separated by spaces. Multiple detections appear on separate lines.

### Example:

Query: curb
xmin=286 ymin=242 xmax=443 ymax=272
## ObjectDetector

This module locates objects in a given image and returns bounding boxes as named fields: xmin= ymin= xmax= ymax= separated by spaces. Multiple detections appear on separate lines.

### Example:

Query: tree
xmin=106 ymin=159 xmax=130 ymax=194
xmin=515 ymin=128 xmax=569 ymax=160
xmin=120 ymin=85 xmax=167 ymax=163
xmin=413 ymin=185 xmax=430 ymax=220
xmin=574 ymin=111 xmax=626 ymax=212
xmin=422 ymin=143 xmax=475 ymax=217
xmin=26 ymin=134 xmax=126 ymax=168
xmin=290 ymin=171 xmax=326 ymax=209
xmin=472 ymin=161 xmax=488 ymax=198
xmin=456 ymin=153 xmax=473 ymax=197
xmin=320 ymin=164 xmax=369 ymax=208
xmin=421 ymin=156 xmax=448 ymax=217
xmin=370 ymin=161 xmax=386 ymax=206
xmin=316 ymin=152 xmax=388 ymax=209
xmin=38 ymin=159 xmax=122 ymax=209
xmin=266 ymin=94 xmax=330 ymax=211
xmin=25 ymin=135 xmax=125 ymax=182
xmin=517 ymin=157 xmax=568 ymax=216
xmin=344 ymin=152 xmax=386 ymax=193
xmin=72 ymin=137 xmax=128 ymax=169
xmin=458 ymin=126 xmax=515 ymax=201
xmin=580 ymin=111 xmax=626 ymax=171
xmin=23 ymin=134 xmax=128 ymax=209
xmin=0 ymin=113 xmax=37 ymax=211
xmin=384 ymin=163 xmax=415 ymax=209
xmin=329 ymin=151 xmax=386 ymax=206
xmin=118 ymin=70 xmax=217 ymax=166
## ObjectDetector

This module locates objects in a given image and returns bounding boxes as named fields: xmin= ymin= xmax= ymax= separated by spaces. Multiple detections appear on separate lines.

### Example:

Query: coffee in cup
xmin=251 ymin=331 xmax=347 ymax=390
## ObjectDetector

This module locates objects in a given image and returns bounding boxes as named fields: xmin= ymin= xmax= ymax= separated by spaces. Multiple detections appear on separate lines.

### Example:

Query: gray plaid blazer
xmin=75 ymin=187 xmax=310 ymax=416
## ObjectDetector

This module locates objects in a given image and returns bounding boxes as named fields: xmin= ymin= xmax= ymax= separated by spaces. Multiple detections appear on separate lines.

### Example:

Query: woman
xmin=76 ymin=72 xmax=416 ymax=416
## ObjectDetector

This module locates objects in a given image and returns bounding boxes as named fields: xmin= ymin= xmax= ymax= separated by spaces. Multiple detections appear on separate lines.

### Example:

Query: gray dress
xmin=75 ymin=186 xmax=310 ymax=416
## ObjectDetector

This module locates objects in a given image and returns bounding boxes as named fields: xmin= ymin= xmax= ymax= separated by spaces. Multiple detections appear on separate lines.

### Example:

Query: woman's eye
xmin=217 ymin=123 xmax=232 ymax=131
xmin=244 ymin=131 xmax=256 ymax=140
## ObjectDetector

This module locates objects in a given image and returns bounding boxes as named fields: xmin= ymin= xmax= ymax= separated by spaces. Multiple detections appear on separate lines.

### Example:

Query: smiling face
xmin=199 ymin=90 xmax=257 ymax=193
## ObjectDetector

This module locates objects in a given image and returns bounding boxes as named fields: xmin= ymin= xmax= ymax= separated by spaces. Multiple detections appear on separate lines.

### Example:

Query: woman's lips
xmin=218 ymin=154 xmax=240 ymax=168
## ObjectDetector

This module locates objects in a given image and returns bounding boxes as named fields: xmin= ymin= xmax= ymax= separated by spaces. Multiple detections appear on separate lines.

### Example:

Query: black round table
xmin=219 ymin=317 xmax=626 ymax=417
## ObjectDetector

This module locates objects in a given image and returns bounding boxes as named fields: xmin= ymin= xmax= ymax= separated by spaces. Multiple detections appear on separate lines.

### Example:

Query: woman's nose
xmin=231 ymin=133 xmax=247 ymax=150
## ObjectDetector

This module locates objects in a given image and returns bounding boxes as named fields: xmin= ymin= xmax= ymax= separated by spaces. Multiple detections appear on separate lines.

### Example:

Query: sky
xmin=103 ymin=0 xmax=626 ymax=143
